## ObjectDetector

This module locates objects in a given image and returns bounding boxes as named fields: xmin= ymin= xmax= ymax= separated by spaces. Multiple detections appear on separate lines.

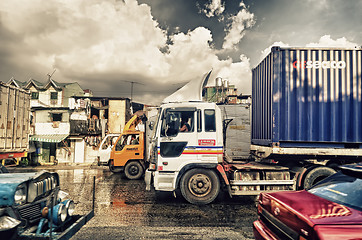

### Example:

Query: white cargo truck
xmin=145 ymin=47 xmax=362 ymax=205
xmin=0 ymin=82 xmax=30 ymax=165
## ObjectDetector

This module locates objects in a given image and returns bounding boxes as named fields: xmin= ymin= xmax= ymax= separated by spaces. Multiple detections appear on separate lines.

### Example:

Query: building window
xmin=31 ymin=92 xmax=39 ymax=99
xmin=50 ymin=92 xmax=58 ymax=100
xmin=51 ymin=113 xmax=62 ymax=122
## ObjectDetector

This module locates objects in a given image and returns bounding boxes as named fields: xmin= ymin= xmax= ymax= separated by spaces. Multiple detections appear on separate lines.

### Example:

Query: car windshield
xmin=308 ymin=171 xmax=362 ymax=211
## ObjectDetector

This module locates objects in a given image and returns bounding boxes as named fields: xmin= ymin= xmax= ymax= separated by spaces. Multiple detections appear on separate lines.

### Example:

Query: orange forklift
xmin=109 ymin=111 xmax=148 ymax=179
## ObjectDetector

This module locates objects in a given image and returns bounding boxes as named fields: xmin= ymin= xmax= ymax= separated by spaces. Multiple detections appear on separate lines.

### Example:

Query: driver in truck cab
xmin=180 ymin=117 xmax=191 ymax=132
xmin=131 ymin=135 xmax=139 ymax=145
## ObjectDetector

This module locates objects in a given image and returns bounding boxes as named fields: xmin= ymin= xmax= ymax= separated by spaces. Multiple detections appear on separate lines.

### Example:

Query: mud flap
xmin=216 ymin=164 xmax=232 ymax=198
xmin=145 ymin=170 xmax=152 ymax=191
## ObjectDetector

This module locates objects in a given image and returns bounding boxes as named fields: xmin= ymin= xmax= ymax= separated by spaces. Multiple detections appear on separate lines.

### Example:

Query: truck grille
xmin=17 ymin=202 xmax=42 ymax=223
xmin=260 ymin=208 xmax=299 ymax=240
xmin=28 ymin=175 xmax=57 ymax=202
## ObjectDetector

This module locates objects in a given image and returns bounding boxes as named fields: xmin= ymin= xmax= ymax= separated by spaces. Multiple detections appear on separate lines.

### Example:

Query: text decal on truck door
xmin=198 ymin=139 xmax=216 ymax=146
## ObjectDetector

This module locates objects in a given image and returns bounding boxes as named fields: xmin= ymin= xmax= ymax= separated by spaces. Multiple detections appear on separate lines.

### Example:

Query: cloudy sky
xmin=0 ymin=0 xmax=361 ymax=104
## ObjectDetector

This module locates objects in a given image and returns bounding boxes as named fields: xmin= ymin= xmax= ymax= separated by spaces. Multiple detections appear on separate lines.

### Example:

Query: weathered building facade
xmin=7 ymin=77 xmax=87 ymax=164
xmin=7 ymin=77 xmax=140 ymax=165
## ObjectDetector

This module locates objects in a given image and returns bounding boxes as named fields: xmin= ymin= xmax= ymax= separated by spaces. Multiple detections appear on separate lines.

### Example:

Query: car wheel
xmin=180 ymin=168 xmax=220 ymax=205
xmin=303 ymin=166 xmax=336 ymax=189
xmin=124 ymin=161 xmax=144 ymax=180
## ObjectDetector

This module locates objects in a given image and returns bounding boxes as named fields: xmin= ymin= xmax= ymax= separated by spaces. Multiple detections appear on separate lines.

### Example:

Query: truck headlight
xmin=62 ymin=199 xmax=75 ymax=216
xmin=14 ymin=184 xmax=27 ymax=205
xmin=48 ymin=203 xmax=67 ymax=225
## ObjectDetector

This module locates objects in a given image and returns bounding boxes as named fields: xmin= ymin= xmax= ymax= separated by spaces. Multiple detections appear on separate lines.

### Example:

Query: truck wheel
xmin=124 ymin=161 xmax=144 ymax=180
xmin=109 ymin=161 xmax=122 ymax=173
xmin=303 ymin=166 xmax=336 ymax=189
xmin=180 ymin=168 xmax=220 ymax=205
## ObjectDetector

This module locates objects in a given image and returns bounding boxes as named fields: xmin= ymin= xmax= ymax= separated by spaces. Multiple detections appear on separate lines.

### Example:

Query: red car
xmin=253 ymin=163 xmax=362 ymax=240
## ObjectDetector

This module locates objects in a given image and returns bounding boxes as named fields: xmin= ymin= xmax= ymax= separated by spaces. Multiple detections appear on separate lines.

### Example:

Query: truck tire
xmin=109 ymin=161 xmax=122 ymax=173
xmin=180 ymin=168 xmax=220 ymax=205
xmin=124 ymin=161 xmax=144 ymax=180
xmin=303 ymin=166 xmax=336 ymax=189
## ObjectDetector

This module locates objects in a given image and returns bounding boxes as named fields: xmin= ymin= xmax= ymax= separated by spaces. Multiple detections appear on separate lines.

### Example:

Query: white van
xmin=97 ymin=134 xmax=120 ymax=166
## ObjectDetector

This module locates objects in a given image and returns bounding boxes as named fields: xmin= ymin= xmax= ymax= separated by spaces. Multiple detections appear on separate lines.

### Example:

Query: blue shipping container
xmin=252 ymin=47 xmax=362 ymax=148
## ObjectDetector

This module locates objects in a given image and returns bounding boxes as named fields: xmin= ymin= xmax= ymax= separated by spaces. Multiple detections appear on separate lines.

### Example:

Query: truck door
xmin=113 ymin=133 xmax=141 ymax=167
xmin=197 ymin=108 xmax=220 ymax=162
xmin=158 ymin=107 xmax=198 ymax=171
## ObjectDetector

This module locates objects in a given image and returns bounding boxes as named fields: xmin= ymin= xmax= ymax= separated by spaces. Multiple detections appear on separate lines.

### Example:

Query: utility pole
xmin=125 ymin=81 xmax=144 ymax=102
xmin=125 ymin=81 xmax=144 ymax=114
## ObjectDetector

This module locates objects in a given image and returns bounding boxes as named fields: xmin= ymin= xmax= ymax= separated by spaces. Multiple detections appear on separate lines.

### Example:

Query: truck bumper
xmin=19 ymin=210 xmax=94 ymax=240
xmin=145 ymin=170 xmax=177 ymax=192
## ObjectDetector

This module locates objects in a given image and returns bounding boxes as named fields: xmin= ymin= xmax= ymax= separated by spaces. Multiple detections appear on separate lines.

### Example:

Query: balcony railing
xmin=70 ymin=119 xmax=104 ymax=135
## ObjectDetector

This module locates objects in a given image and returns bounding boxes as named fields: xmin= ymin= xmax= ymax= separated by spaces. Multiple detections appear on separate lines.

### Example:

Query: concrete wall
xmin=29 ymin=83 xmax=84 ymax=108
xmin=56 ymin=145 xmax=73 ymax=163
xmin=34 ymin=123 xmax=70 ymax=135
xmin=34 ymin=110 xmax=70 ymax=122
xmin=109 ymin=100 xmax=130 ymax=133
xmin=29 ymin=85 xmax=63 ymax=108
xmin=56 ymin=138 xmax=98 ymax=164
xmin=63 ymin=83 xmax=85 ymax=107
xmin=85 ymin=145 xmax=98 ymax=163
xmin=33 ymin=110 xmax=70 ymax=135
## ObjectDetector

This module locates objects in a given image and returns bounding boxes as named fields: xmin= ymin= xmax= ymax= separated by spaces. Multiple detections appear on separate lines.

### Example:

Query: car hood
xmin=0 ymin=172 xmax=40 ymax=185
xmin=0 ymin=171 xmax=51 ymax=206
xmin=266 ymin=190 xmax=362 ymax=226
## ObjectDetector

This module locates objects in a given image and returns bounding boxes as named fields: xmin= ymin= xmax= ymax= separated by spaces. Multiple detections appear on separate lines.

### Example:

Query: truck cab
xmin=109 ymin=112 xmax=147 ymax=180
xmin=145 ymin=101 xmax=225 ymax=204
xmin=145 ymin=70 xmax=297 ymax=205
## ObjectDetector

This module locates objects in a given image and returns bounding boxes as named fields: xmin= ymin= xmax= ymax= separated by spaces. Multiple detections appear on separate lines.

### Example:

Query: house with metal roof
xmin=7 ymin=76 xmax=87 ymax=164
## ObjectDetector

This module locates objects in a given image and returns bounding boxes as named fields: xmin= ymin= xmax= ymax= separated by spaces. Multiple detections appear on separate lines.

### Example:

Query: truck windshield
xmin=308 ymin=171 xmax=362 ymax=211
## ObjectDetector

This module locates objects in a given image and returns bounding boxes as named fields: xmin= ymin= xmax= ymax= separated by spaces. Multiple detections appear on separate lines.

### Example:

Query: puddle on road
xmin=8 ymin=167 xmax=257 ymax=228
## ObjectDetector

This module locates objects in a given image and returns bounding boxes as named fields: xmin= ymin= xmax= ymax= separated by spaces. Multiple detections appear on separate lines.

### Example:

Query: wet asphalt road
xmin=10 ymin=165 xmax=257 ymax=240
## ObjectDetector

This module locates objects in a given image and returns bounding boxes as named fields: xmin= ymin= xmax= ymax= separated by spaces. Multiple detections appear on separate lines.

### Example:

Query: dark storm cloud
xmin=0 ymin=0 xmax=360 ymax=104
xmin=240 ymin=0 xmax=362 ymax=65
